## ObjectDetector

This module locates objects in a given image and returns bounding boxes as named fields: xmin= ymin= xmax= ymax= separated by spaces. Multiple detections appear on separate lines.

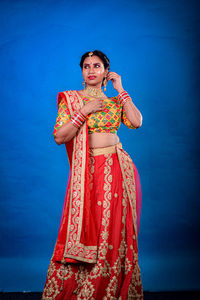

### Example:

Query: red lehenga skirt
xmin=42 ymin=145 xmax=143 ymax=299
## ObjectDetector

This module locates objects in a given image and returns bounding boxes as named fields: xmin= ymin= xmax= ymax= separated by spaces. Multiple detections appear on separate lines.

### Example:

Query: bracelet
xmin=71 ymin=111 xmax=86 ymax=128
xmin=117 ymin=90 xmax=132 ymax=106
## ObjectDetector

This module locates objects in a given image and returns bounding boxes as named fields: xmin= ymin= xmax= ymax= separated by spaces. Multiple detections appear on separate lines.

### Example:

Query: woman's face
xmin=82 ymin=55 xmax=108 ymax=88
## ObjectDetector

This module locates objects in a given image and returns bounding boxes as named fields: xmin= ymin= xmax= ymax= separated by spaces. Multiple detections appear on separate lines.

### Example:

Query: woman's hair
xmin=80 ymin=50 xmax=110 ymax=70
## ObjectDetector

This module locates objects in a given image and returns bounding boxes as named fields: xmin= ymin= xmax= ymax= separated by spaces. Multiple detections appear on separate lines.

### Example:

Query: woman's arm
xmin=54 ymin=121 xmax=79 ymax=145
xmin=54 ymin=98 xmax=104 ymax=145
xmin=107 ymin=72 xmax=142 ymax=128
xmin=121 ymin=97 xmax=143 ymax=128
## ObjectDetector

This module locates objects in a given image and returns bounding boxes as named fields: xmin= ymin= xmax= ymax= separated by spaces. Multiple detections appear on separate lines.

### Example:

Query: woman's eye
xmin=95 ymin=65 xmax=100 ymax=68
xmin=84 ymin=65 xmax=89 ymax=69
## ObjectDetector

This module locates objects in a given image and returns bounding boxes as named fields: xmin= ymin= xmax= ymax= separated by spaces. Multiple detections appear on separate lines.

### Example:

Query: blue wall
xmin=0 ymin=0 xmax=199 ymax=292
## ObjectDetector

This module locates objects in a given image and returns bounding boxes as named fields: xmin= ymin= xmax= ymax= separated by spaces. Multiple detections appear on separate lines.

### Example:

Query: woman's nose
xmin=89 ymin=65 xmax=95 ymax=73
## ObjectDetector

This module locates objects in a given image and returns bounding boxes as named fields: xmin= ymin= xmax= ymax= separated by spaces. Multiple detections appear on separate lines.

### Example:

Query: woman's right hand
xmin=81 ymin=99 xmax=104 ymax=116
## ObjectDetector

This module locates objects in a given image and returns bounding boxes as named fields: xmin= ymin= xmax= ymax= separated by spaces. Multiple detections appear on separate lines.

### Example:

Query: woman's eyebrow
xmin=83 ymin=62 xmax=101 ymax=66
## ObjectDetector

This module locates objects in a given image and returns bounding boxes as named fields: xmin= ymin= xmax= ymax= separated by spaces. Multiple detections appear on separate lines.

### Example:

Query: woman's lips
xmin=88 ymin=76 xmax=96 ymax=80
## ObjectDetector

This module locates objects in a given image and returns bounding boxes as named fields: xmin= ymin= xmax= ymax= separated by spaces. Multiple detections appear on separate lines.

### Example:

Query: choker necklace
xmin=84 ymin=86 xmax=106 ymax=98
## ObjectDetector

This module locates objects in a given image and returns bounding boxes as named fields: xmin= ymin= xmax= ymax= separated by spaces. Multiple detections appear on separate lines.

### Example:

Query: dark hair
xmin=80 ymin=50 xmax=110 ymax=70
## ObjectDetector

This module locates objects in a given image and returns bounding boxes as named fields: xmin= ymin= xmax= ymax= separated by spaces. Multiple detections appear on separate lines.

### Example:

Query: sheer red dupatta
xmin=52 ymin=91 xmax=98 ymax=264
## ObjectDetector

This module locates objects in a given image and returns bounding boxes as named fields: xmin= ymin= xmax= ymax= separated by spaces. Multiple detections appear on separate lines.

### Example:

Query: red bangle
xmin=71 ymin=111 xmax=86 ymax=128
xmin=117 ymin=90 xmax=132 ymax=106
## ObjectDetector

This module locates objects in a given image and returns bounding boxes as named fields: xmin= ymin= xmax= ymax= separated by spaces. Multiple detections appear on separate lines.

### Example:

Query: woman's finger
xmin=107 ymin=72 xmax=119 ymax=77
xmin=108 ymin=71 xmax=118 ymax=76
xmin=107 ymin=74 xmax=120 ymax=81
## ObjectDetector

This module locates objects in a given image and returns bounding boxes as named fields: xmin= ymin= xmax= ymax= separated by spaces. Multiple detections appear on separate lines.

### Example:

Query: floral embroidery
xmin=56 ymin=264 xmax=73 ymax=281
xmin=106 ymin=275 xmax=118 ymax=298
xmin=42 ymin=261 xmax=60 ymax=300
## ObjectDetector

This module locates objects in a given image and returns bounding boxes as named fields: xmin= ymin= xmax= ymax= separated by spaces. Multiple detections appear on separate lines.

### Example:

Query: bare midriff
xmin=89 ymin=132 xmax=119 ymax=149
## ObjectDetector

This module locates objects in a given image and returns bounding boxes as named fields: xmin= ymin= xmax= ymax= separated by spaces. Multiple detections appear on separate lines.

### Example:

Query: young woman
xmin=42 ymin=50 xmax=144 ymax=299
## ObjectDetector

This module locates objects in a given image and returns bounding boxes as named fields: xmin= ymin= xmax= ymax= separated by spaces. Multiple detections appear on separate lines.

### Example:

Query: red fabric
xmin=42 ymin=153 xmax=144 ymax=299
xmin=80 ymin=136 xmax=98 ymax=247
xmin=133 ymin=164 xmax=142 ymax=236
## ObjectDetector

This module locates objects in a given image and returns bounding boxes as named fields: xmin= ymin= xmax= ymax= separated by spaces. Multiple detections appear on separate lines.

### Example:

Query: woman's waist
xmin=88 ymin=132 xmax=119 ymax=149
xmin=89 ymin=141 xmax=122 ymax=157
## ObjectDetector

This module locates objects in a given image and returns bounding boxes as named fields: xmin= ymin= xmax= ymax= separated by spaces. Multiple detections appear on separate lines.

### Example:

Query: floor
xmin=0 ymin=291 xmax=200 ymax=299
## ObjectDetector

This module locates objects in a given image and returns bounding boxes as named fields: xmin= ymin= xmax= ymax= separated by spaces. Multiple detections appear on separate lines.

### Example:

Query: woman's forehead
xmin=83 ymin=55 xmax=103 ymax=65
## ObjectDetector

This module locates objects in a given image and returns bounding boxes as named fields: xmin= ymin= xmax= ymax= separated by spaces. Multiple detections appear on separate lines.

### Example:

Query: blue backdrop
xmin=0 ymin=0 xmax=199 ymax=292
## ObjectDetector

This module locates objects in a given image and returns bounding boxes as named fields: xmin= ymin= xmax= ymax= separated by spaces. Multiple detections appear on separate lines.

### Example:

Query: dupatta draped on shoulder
xmin=52 ymin=90 xmax=98 ymax=264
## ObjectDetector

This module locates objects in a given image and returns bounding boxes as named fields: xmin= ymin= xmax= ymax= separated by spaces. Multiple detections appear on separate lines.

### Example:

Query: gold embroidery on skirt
xmin=43 ymin=152 xmax=144 ymax=299
xmin=42 ymin=261 xmax=60 ymax=299
xmin=71 ymin=154 xmax=113 ymax=298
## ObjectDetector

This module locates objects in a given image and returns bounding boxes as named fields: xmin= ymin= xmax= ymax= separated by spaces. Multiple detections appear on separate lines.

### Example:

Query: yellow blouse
xmin=53 ymin=92 xmax=136 ymax=137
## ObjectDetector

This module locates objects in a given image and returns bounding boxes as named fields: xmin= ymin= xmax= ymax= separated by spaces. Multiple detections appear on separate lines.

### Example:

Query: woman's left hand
xmin=106 ymin=72 xmax=124 ymax=93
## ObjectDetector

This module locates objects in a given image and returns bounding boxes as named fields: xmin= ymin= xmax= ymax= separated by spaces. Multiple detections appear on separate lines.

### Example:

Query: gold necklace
xmin=84 ymin=86 xmax=106 ymax=98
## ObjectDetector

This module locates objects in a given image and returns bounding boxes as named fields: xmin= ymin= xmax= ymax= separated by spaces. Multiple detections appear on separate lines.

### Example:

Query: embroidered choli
xmin=53 ymin=92 xmax=136 ymax=137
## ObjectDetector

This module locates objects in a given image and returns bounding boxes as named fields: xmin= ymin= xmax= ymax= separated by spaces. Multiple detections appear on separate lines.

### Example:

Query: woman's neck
xmin=83 ymin=86 xmax=106 ymax=98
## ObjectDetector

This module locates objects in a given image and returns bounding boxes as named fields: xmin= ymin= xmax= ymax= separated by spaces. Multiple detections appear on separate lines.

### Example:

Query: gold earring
xmin=103 ymin=77 xmax=107 ymax=91
xmin=83 ymin=80 xmax=86 ymax=88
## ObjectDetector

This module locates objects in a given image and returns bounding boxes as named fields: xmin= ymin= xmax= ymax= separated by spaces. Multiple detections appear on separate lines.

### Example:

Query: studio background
xmin=0 ymin=0 xmax=199 ymax=292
